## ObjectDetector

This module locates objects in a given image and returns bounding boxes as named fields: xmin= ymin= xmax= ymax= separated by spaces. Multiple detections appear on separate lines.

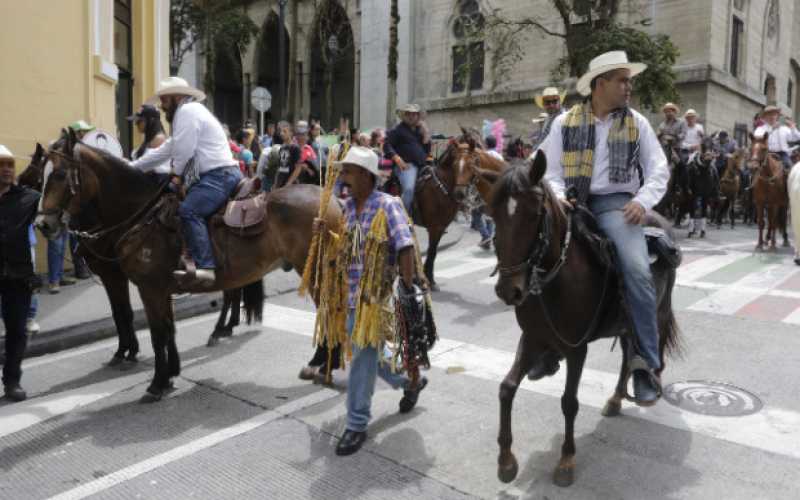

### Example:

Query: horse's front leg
xmin=424 ymin=226 xmax=444 ymax=292
xmin=139 ymin=287 xmax=176 ymax=403
xmin=497 ymin=334 xmax=537 ymax=483
xmin=767 ymin=206 xmax=778 ymax=250
xmin=756 ymin=205 xmax=765 ymax=250
xmin=93 ymin=262 xmax=137 ymax=366
xmin=602 ymin=338 xmax=628 ymax=417
xmin=554 ymin=344 xmax=588 ymax=487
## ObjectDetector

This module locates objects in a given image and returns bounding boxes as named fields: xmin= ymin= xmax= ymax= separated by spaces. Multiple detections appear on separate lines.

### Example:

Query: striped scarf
xmin=561 ymin=102 xmax=640 ymax=204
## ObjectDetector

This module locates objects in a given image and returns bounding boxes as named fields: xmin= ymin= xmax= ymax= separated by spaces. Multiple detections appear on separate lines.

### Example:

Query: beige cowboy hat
xmin=531 ymin=113 xmax=550 ymax=124
xmin=396 ymin=103 xmax=424 ymax=119
xmin=684 ymin=108 xmax=698 ymax=118
xmin=334 ymin=145 xmax=380 ymax=178
xmin=0 ymin=144 xmax=14 ymax=161
xmin=576 ymin=50 xmax=647 ymax=97
xmin=147 ymin=76 xmax=206 ymax=105
xmin=761 ymin=105 xmax=781 ymax=117
xmin=534 ymin=87 xmax=566 ymax=109
xmin=662 ymin=102 xmax=680 ymax=113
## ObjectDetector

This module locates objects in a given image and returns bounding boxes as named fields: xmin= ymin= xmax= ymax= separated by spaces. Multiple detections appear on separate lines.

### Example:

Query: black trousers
xmin=1 ymin=279 xmax=32 ymax=386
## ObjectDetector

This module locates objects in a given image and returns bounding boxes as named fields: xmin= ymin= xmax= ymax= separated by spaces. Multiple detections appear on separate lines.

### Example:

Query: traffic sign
xmin=251 ymin=86 xmax=272 ymax=112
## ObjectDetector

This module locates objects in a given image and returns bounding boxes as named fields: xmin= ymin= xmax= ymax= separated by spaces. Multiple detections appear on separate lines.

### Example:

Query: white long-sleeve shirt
xmin=542 ymin=108 xmax=669 ymax=211
xmin=130 ymin=101 xmax=234 ymax=176
xmin=681 ymin=124 xmax=704 ymax=150
xmin=754 ymin=123 xmax=800 ymax=153
xmin=131 ymin=144 xmax=171 ymax=175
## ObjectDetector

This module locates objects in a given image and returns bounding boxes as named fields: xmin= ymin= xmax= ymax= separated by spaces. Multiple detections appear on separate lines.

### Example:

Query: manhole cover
xmin=663 ymin=380 xmax=763 ymax=417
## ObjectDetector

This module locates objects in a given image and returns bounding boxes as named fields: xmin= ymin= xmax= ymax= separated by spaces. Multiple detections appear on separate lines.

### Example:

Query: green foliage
xmin=552 ymin=23 xmax=681 ymax=112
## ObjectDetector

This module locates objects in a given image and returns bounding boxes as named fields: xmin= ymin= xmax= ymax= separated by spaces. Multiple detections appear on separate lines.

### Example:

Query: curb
xmin=6 ymin=223 xmax=468 ymax=361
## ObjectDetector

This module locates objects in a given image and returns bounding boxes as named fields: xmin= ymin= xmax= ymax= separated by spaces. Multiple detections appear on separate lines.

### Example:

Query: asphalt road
xmin=1 ymin=222 xmax=798 ymax=500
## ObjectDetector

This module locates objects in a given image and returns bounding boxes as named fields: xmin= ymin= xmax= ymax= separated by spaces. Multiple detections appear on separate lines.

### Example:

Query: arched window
xmin=451 ymin=0 xmax=485 ymax=93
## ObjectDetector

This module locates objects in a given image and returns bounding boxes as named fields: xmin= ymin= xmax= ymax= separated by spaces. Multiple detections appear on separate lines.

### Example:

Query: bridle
xmin=493 ymin=184 xmax=610 ymax=348
xmin=750 ymin=142 xmax=779 ymax=183
xmin=36 ymin=148 xmax=84 ymax=220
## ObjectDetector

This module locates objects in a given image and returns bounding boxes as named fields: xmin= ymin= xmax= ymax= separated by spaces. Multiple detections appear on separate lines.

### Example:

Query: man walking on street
xmin=539 ymin=51 xmax=670 ymax=405
xmin=0 ymin=145 xmax=41 ymax=402
xmin=312 ymin=146 xmax=428 ymax=456
xmin=754 ymin=105 xmax=800 ymax=170
xmin=385 ymin=104 xmax=431 ymax=214
xmin=130 ymin=77 xmax=242 ymax=287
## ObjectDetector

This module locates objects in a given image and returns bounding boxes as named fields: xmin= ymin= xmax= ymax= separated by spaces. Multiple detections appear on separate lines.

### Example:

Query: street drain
xmin=663 ymin=380 xmax=763 ymax=417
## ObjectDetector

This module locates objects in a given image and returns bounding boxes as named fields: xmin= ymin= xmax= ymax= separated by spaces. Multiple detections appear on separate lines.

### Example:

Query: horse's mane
xmin=79 ymin=143 xmax=162 ymax=192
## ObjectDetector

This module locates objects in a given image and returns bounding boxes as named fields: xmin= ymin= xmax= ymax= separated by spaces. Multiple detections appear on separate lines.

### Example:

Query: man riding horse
xmin=754 ymin=105 xmax=800 ymax=171
xmin=537 ymin=51 xmax=670 ymax=405
xmin=129 ymin=77 xmax=243 ymax=287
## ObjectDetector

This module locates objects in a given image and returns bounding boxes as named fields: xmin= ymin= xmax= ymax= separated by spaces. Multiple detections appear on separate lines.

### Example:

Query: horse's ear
xmin=35 ymin=142 xmax=45 ymax=159
xmin=529 ymin=150 xmax=547 ymax=184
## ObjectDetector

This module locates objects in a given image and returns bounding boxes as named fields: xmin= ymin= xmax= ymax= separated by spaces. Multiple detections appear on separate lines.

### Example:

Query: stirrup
xmin=623 ymin=355 xmax=662 ymax=403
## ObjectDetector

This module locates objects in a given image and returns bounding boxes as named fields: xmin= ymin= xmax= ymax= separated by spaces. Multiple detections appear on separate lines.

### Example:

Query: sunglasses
xmin=543 ymin=99 xmax=560 ymax=106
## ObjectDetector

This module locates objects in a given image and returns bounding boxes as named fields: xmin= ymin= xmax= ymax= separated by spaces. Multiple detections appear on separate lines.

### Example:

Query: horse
xmin=661 ymin=136 xmax=691 ymax=226
xmin=485 ymin=153 xmax=680 ymax=487
xmin=685 ymin=137 xmax=719 ymax=237
xmin=20 ymin=142 xmax=265 ymax=354
xmin=715 ymin=148 xmax=744 ymax=229
xmin=36 ymin=129 xmax=342 ymax=401
xmin=749 ymin=133 xmax=788 ymax=250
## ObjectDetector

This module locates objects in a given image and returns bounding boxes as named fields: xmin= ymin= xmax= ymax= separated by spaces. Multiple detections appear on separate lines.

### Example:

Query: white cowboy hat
xmin=148 ymin=76 xmax=206 ymax=105
xmin=761 ymin=105 xmax=781 ymax=117
xmin=334 ymin=146 xmax=380 ymax=178
xmin=534 ymin=87 xmax=566 ymax=109
xmin=0 ymin=144 xmax=14 ymax=161
xmin=576 ymin=50 xmax=647 ymax=97
xmin=684 ymin=108 xmax=698 ymax=117
xmin=662 ymin=102 xmax=680 ymax=113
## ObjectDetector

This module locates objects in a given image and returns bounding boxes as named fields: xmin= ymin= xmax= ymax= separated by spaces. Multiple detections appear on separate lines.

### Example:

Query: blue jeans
xmin=178 ymin=166 xmax=242 ymax=269
xmin=588 ymin=193 xmax=661 ymax=371
xmin=346 ymin=311 xmax=410 ymax=432
xmin=471 ymin=207 xmax=494 ymax=240
xmin=397 ymin=163 xmax=418 ymax=214
xmin=47 ymin=233 xmax=79 ymax=285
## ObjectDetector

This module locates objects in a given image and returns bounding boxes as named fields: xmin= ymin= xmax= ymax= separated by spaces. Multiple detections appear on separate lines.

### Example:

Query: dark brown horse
xmin=36 ymin=130 xmax=342 ymax=401
xmin=485 ymin=153 xmax=680 ymax=487
xmin=715 ymin=148 xmax=744 ymax=229
xmin=749 ymin=133 xmax=788 ymax=250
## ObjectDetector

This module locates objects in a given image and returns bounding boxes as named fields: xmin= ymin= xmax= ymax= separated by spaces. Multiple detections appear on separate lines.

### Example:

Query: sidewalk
xmin=1 ymin=222 xmax=467 ymax=360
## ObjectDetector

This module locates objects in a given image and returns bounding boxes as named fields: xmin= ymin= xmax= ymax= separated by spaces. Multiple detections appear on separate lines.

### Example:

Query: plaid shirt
xmin=344 ymin=190 xmax=414 ymax=309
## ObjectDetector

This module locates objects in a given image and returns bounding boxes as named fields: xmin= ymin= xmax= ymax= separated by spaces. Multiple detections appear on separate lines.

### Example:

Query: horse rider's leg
xmin=602 ymin=337 xmax=628 ymax=417
xmin=138 ymin=287 xmax=174 ymax=402
xmin=423 ymin=226 xmax=444 ymax=291
xmin=397 ymin=163 xmax=419 ymax=215
xmin=589 ymin=194 xmax=661 ymax=404
xmin=177 ymin=166 xmax=243 ymax=283
xmin=554 ymin=344 xmax=588 ymax=487
xmin=95 ymin=263 xmax=137 ymax=366
xmin=497 ymin=333 xmax=539 ymax=483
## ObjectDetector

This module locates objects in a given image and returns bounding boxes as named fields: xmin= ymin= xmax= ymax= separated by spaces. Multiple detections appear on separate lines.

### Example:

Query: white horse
xmin=788 ymin=161 xmax=800 ymax=264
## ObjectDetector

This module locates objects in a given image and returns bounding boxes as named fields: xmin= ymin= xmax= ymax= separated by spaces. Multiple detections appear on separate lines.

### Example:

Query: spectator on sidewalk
xmin=471 ymin=136 xmax=498 ymax=249
xmin=0 ymin=144 xmax=41 ymax=402
xmin=235 ymin=130 xmax=255 ymax=177
xmin=47 ymin=232 xmax=88 ymax=294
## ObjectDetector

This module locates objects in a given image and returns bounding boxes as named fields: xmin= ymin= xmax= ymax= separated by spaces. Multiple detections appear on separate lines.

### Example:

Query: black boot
xmin=336 ymin=429 xmax=367 ymax=456
xmin=4 ymin=384 xmax=27 ymax=402
xmin=526 ymin=350 xmax=561 ymax=381
xmin=399 ymin=377 xmax=428 ymax=413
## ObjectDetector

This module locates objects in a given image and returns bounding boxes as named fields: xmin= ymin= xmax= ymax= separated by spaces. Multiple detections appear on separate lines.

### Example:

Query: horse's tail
xmin=241 ymin=279 xmax=265 ymax=325
xmin=659 ymin=268 xmax=683 ymax=359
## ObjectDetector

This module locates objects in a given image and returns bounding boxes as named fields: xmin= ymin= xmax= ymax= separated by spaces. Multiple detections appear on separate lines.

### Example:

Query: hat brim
xmin=535 ymin=92 xmax=566 ymax=109
xmin=147 ymin=86 xmax=206 ymax=106
xmin=576 ymin=62 xmax=647 ymax=97
xmin=333 ymin=160 xmax=380 ymax=178
xmin=396 ymin=108 xmax=424 ymax=119
xmin=662 ymin=104 xmax=679 ymax=113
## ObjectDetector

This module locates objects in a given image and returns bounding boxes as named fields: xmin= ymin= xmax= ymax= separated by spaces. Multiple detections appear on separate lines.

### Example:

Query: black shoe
xmin=526 ymin=351 xmax=561 ymax=381
xmin=4 ymin=384 xmax=27 ymax=402
xmin=399 ymin=377 xmax=428 ymax=413
xmin=75 ymin=268 xmax=91 ymax=280
xmin=335 ymin=429 xmax=367 ymax=456
xmin=632 ymin=371 xmax=660 ymax=407
xmin=687 ymin=231 xmax=695 ymax=238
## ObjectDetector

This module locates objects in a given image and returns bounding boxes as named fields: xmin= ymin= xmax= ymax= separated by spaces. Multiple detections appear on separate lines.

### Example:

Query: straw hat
xmin=334 ymin=146 xmax=380 ymax=178
xmin=761 ymin=105 xmax=781 ymax=117
xmin=0 ymin=144 xmax=14 ymax=161
xmin=534 ymin=87 xmax=566 ymax=109
xmin=148 ymin=76 xmax=206 ymax=104
xmin=662 ymin=102 xmax=680 ymax=113
xmin=576 ymin=51 xmax=647 ymax=97
xmin=684 ymin=109 xmax=698 ymax=118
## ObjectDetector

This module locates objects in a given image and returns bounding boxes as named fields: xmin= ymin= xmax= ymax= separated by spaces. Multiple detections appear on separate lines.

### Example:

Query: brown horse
xmin=715 ymin=149 xmax=744 ymax=229
xmin=749 ymin=133 xmax=788 ymax=250
xmin=36 ymin=130 xmax=342 ymax=401
xmin=451 ymin=141 xmax=508 ymax=205
xmin=486 ymin=153 xmax=680 ymax=487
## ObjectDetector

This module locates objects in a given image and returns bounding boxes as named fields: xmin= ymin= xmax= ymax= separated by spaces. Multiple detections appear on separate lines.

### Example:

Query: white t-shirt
xmin=682 ymin=124 xmax=704 ymax=149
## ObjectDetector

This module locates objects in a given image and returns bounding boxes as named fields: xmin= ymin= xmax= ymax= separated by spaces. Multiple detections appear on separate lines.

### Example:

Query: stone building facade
xmin=374 ymin=0 xmax=800 ymax=143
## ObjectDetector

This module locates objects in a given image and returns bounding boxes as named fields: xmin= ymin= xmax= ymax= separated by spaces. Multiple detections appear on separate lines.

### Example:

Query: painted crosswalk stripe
xmin=47 ymin=388 xmax=340 ymax=500
xmin=676 ymin=251 xmax=751 ymax=284
xmin=688 ymin=263 xmax=790 ymax=315
xmin=259 ymin=304 xmax=800 ymax=460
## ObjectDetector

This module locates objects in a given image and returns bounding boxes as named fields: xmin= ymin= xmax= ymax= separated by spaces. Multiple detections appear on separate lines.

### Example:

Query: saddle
xmin=213 ymin=177 xmax=267 ymax=237
xmin=572 ymin=206 xmax=682 ymax=270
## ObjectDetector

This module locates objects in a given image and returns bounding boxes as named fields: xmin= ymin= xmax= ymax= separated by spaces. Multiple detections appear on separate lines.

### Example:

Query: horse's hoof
xmin=553 ymin=464 xmax=575 ymax=487
xmin=497 ymin=457 xmax=519 ymax=483
xmin=601 ymin=399 xmax=622 ymax=417
xmin=794 ymin=257 xmax=800 ymax=266
xmin=207 ymin=335 xmax=219 ymax=347
xmin=106 ymin=355 xmax=124 ymax=368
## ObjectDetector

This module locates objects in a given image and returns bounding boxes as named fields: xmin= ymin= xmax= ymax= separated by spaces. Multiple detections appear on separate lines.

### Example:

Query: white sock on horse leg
xmin=700 ymin=218 xmax=707 ymax=231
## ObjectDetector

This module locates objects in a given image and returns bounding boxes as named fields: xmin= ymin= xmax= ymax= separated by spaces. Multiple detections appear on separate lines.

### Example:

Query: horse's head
xmin=17 ymin=142 xmax=48 ymax=191
xmin=747 ymin=132 xmax=780 ymax=178
xmin=487 ymin=151 xmax=557 ymax=306
xmin=35 ymin=128 xmax=99 ymax=239
xmin=698 ymin=136 xmax=716 ymax=166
